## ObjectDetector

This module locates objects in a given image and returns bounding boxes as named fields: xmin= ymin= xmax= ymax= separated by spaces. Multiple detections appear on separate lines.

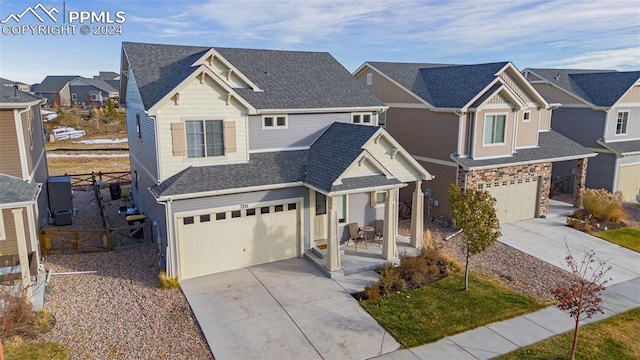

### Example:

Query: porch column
xmin=12 ymin=208 xmax=32 ymax=300
xmin=382 ymin=189 xmax=396 ymax=260
xmin=325 ymin=196 xmax=340 ymax=271
xmin=574 ymin=158 xmax=588 ymax=208
xmin=410 ymin=181 xmax=424 ymax=248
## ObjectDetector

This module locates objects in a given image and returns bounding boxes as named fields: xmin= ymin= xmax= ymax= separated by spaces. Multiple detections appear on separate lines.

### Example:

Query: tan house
xmin=354 ymin=61 xmax=596 ymax=224
xmin=0 ymin=86 xmax=48 ymax=302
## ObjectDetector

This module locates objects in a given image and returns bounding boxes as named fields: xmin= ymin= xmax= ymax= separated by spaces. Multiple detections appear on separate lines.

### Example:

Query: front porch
xmin=304 ymin=234 xmax=420 ymax=278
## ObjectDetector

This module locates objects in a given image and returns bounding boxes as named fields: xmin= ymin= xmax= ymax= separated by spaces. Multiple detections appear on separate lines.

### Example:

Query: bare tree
xmin=552 ymin=246 xmax=612 ymax=360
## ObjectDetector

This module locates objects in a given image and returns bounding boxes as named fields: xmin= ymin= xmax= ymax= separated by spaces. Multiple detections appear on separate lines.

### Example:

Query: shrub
xmin=378 ymin=264 xmax=406 ymax=296
xmin=363 ymin=284 xmax=382 ymax=300
xmin=566 ymin=217 xmax=582 ymax=229
xmin=399 ymin=255 xmax=440 ymax=289
xmin=580 ymin=188 xmax=626 ymax=223
xmin=158 ymin=271 xmax=179 ymax=289
xmin=0 ymin=286 xmax=34 ymax=339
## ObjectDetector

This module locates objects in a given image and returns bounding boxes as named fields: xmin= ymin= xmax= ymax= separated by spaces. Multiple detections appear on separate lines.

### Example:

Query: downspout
xmin=15 ymin=108 xmax=31 ymax=181
xmin=455 ymin=110 xmax=465 ymax=156
xmin=512 ymin=109 xmax=518 ymax=154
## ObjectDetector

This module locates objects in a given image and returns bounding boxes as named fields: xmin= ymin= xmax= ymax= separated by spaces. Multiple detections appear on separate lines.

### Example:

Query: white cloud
xmin=543 ymin=47 xmax=640 ymax=70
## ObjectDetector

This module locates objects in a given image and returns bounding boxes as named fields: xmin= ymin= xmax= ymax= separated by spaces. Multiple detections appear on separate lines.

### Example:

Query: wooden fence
xmin=67 ymin=171 xmax=131 ymax=187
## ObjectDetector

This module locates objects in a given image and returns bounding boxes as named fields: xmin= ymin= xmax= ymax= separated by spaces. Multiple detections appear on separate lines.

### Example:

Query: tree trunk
xmin=570 ymin=317 xmax=579 ymax=360
xmin=464 ymin=242 xmax=470 ymax=291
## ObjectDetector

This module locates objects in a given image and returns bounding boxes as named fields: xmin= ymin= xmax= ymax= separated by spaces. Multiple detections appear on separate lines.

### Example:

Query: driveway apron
xmin=181 ymin=258 xmax=399 ymax=360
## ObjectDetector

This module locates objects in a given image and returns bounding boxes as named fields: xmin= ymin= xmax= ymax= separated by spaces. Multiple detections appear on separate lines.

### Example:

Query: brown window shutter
xmin=171 ymin=123 xmax=186 ymax=156
xmin=224 ymin=121 xmax=237 ymax=153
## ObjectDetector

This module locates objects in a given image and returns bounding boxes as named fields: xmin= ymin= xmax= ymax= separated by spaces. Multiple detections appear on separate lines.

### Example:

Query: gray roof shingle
xmin=599 ymin=139 xmax=640 ymax=155
xmin=0 ymin=86 xmax=42 ymax=104
xmin=123 ymin=42 xmax=384 ymax=111
xmin=453 ymin=130 xmax=594 ymax=170
xmin=0 ymin=77 xmax=28 ymax=86
xmin=0 ymin=174 xmax=39 ymax=205
xmin=150 ymin=123 xmax=394 ymax=197
xmin=33 ymin=75 xmax=79 ymax=93
xmin=527 ymin=69 xmax=640 ymax=107
xmin=367 ymin=61 xmax=509 ymax=108
xmin=78 ymin=78 xmax=119 ymax=93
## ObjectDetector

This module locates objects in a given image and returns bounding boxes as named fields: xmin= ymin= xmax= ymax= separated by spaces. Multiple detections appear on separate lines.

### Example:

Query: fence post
xmin=72 ymin=232 xmax=79 ymax=252
xmin=39 ymin=227 xmax=50 ymax=256
xmin=102 ymin=232 xmax=109 ymax=249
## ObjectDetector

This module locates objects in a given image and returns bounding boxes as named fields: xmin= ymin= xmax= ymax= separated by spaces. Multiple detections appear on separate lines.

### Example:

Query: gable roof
xmin=0 ymin=77 xmax=29 ymax=87
xmin=122 ymin=41 xmax=384 ymax=111
xmin=0 ymin=86 xmax=43 ymax=106
xmin=526 ymin=68 xmax=640 ymax=107
xmin=95 ymin=71 xmax=119 ymax=80
xmin=0 ymin=174 xmax=39 ymax=205
xmin=598 ymin=139 xmax=640 ymax=156
xmin=72 ymin=78 xmax=119 ymax=93
xmin=366 ymin=61 xmax=510 ymax=108
xmin=33 ymin=75 xmax=79 ymax=93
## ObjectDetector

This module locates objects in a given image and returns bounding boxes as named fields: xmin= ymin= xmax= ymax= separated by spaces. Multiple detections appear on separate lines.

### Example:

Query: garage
xmin=177 ymin=201 xmax=300 ymax=279
xmin=484 ymin=177 xmax=539 ymax=224
xmin=617 ymin=164 xmax=640 ymax=202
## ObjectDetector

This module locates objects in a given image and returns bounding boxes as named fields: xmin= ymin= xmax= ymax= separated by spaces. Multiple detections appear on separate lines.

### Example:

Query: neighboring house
xmin=354 ymin=62 xmax=595 ymax=224
xmin=523 ymin=69 xmax=640 ymax=201
xmin=68 ymin=78 xmax=119 ymax=106
xmin=0 ymin=86 xmax=49 ymax=299
xmin=121 ymin=41 xmax=432 ymax=280
xmin=33 ymin=75 xmax=79 ymax=106
xmin=0 ymin=77 xmax=31 ymax=93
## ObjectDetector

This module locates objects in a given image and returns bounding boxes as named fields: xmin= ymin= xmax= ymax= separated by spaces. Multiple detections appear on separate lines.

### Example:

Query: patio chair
xmin=348 ymin=223 xmax=367 ymax=251
xmin=373 ymin=220 xmax=384 ymax=247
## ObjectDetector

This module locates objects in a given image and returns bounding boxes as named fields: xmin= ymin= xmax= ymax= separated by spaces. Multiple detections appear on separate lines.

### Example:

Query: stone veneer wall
xmin=457 ymin=162 xmax=552 ymax=217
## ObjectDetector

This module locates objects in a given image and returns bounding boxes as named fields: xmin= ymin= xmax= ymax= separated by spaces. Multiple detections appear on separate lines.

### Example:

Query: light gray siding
xmin=551 ymin=107 xmax=606 ymax=148
xmin=605 ymin=106 xmax=640 ymax=140
xmin=126 ymin=68 xmax=158 ymax=181
xmin=585 ymin=153 xmax=616 ymax=191
xmin=171 ymin=187 xmax=311 ymax=249
xmin=248 ymin=113 xmax=351 ymax=151
xmin=337 ymin=192 xmax=384 ymax=242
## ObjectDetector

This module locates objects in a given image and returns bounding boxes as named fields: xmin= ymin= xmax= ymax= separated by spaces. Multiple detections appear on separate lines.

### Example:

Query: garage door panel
xmin=617 ymin=165 xmax=640 ymax=202
xmin=486 ymin=177 xmax=538 ymax=224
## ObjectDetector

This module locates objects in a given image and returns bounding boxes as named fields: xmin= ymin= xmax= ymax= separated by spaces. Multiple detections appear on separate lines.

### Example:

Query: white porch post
xmin=12 ymin=208 xmax=32 ymax=300
xmin=410 ymin=181 xmax=424 ymax=248
xmin=325 ymin=196 xmax=340 ymax=271
xmin=382 ymin=189 xmax=396 ymax=260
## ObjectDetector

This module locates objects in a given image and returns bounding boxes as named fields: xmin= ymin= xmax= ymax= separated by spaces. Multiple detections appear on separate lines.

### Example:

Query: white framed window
xmin=483 ymin=114 xmax=507 ymax=145
xmin=352 ymin=113 xmax=372 ymax=124
xmin=377 ymin=111 xmax=386 ymax=127
xmin=370 ymin=191 xmax=386 ymax=207
xmin=186 ymin=120 xmax=224 ymax=158
xmin=71 ymin=93 xmax=77 ymax=101
xmin=263 ymin=115 xmax=287 ymax=129
xmin=366 ymin=73 xmax=373 ymax=85
xmin=0 ymin=210 xmax=6 ymax=240
xmin=616 ymin=111 xmax=628 ymax=135
xmin=522 ymin=111 xmax=531 ymax=122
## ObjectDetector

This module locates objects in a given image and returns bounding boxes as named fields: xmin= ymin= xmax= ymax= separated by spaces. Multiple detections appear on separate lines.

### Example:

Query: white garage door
xmin=484 ymin=177 xmax=539 ymax=224
xmin=617 ymin=164 xmax=640 ymax=202
xmin=178 ymin=202 xmax=300 ymax=279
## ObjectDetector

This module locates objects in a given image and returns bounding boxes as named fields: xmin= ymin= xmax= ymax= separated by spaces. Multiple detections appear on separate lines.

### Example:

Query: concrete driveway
xmin=180 ymin=258 xmax=399 ymax=360
xmin=500 ymin=200 xmax=640 ymax=285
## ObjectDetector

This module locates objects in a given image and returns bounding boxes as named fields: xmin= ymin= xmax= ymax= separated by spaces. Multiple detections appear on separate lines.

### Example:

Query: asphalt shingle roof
xmin=600 ymin=139 xmax=640 ymax=155
xmin=150 ymin=123 xmax=393 ymax=197
xmin=453 ymin=130 xmax=594 ymax=170
xmin=33 ymin=75 xmax=79 ymax=93
xmin=527 ymin=69 xmax=640 ymax=107
xmin=0 ymin=86 xmax=42 ymax=104
xmin=123 ymin=42 xmax=384 ymax=111
xmin=367 ymin=61 xmax=509 ymax=108
xmin=78 ymin=78 xmax=119 ymax=93
xmin=0 ymin=174 xmax=39 ymax=205
xmin=0 ymin=77 xmax=28 ymax=86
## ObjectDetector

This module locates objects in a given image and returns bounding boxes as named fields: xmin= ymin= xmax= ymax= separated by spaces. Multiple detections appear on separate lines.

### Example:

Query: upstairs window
xmin=263 ymin=115 xmax=287 ymax=129
xmin=186 ymin=120 xmax=224 ymax=158
xmin=616 ymin=111 xmax=628 ymax=135
xmin=484 ymin=114 xmax=506 ymax=145
xmin=352 ymin=113 xmax=372 ymax=124
xmin=366 ymin=73 xmax=373 ymax=85
xmin=522 ymin=111 xmax=531 ymax=122
xmin=135 ymin=113 xmax=141 ymax=140
xmin=377 ymin=111 xmax=386 ymax=127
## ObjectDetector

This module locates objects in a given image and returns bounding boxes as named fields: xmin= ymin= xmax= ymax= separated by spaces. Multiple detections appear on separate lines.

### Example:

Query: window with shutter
xmin=171 ymin=123 xmax=186 ymax=156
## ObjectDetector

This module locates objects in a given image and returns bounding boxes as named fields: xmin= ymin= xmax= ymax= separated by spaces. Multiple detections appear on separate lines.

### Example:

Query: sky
xmin=0 ymin=0 xmax=639 ymax=85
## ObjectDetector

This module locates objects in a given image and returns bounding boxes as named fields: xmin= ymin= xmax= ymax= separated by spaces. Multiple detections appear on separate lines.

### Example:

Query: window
xmin=315 ymin=192 xmax=327 ymax=215
xmin=337 ymin=195 xmax=346 ymax=223
xmin=274 ymin=205 xmax=284 ymax=212
xmin=371 ymin=191 xmax=386 ymax=207
xmin=616 ymin=111 xmax=628 ymax=135
xmin=261 ymin=207 xmax=270 ymax=214
xmin=352 ymin=113 xmax=372 ymax=124
xmin=183 ymin=217 xmax=194 ymax=225
xmin=263 ymin=115 xmax=287 ymax=129
xmin=378 ymin=111 xmax=386 ymax=127
xmin=366 ymin=73 xmax=373 ymax=85
xmin=287 ymin=203 xmax=297 ymax=211
xmin=483 ymin=114 xmax=506 ymax=145
xmin=246 ymin=209 xmax=256 ymax=216
xmin=71 ymin=93 xmax=77 ymax=101
xmin=522 ymin=111 xmax=531 ymax=122
xmin=186 ymin=120 xmax=224 ymax=158
xmin=200 ymin=214 xmax=210 ymax=222
xmin=216 ymin=212 xmax=226 ymax=220
xmin=231 ymin=210 xmax=241 ymax=218
xmin=136 ymin=113 xmax=141 ymax=140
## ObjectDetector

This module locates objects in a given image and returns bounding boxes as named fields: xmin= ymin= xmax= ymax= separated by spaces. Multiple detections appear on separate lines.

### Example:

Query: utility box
xmin=53 ymin=209 xmax=73 ymax=226
xmin=47 ymin=176 xmax=73 ymax=213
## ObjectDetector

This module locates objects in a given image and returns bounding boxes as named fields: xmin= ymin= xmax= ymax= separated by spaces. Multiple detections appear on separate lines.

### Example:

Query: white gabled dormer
xmin=191 ymin=48 xmax=263 ymax=92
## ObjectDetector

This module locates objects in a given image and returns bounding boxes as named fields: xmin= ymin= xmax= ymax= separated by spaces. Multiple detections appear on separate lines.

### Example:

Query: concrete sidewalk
xmin=372 ymin=276 xmax=640 ymax=360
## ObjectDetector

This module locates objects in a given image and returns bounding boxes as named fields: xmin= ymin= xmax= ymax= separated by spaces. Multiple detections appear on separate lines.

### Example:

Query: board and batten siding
xmin=385 ymin=108 xmax=458 ymax=161
xmin=551 ymin=107 xmax=606 ymax=148
xmin=0 ymin=208 xmax=33 ymax=256
xmin=156 ymin=75 xmax=249 ymax=181
xmin=499 ymin=70 xmax=536 ymax=104
xmin=171 ymin=187 xmax=310 ymax=249
xmin=0 ymin=110 xmax=22 ymax=178
xmin=355 ymin=69 xmax=422 ymax=104
xmin=532 ymin=83 xmax=584 ymax=105
xmin=473 ymin=107 xmax=516 ymax=158
xmin=248 ymin=112 xmax=351 ymax=151
xmin=604 ymin=106 xmax=640 ymax=140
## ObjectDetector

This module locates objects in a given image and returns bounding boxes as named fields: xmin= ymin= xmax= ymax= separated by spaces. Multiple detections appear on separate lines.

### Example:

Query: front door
xmin=312 ymin=191 xmax=327 ymax=246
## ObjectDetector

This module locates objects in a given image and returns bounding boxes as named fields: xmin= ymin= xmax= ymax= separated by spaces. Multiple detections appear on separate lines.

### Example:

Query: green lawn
xmin=497 ymin=307 xmax=640 ymax=360
xmin=594 ymin=228 xmax=640 ymax=252
xmin=360 ymin=273 xmax=549 ymax=347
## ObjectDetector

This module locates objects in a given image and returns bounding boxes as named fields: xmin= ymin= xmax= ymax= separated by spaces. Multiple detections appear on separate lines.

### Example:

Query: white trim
xmin=452 ymin=152 xmax=597 ymax=171
xmin=334 ymin=150 xmax=394 ymax=186
xmin=515 ymin=145 xmax=539 ymax=150
xmin=174 ymin=196 xmax=303 ymax=218
xmin=329 ymin=183 xmax=406 ymax=197
xmin=457 ymin=112 xmax=465 ymax=156
xmin=191 ymin=48 xmax=263 ymax=92
xmin=351 ymin=112 xmax=374 ymax=125
xmin=155 ymin=181 xmax=304 ymax=201
xmin=553 ymin=103 xmax=591 ymax=108
xmin=0 ymin=97 xmax=44 ymax=109
xmin=462 ymin=78 xmax=501 ymax=112
xmin=620 ymin=161 xmax=640 ymax=167
xmin=612 ymin=156 xmax=621 ymax=194
xmin=385 ymin=103 xmax=429 ymax=109
xmin=522 ymin=110 xmax=531 ymax=122
xmin=250 ymin=146 xmax=310 ymax=154
xmin=14 ymin=109 xmax=29 ymax=180
xmin=262 ymin=114 xmax=288 ymax=129
xmin=614 ymin=102 xmax=640 ymax=107
xmin=500 ymin=64 xmax=550 ymax=108
xmin=412 ymin=155 xmax=458 ymax=168
xmin=615 ymin=110 xmax=629 ymax=136
xmin=600 ymin=137 xmax=640 ymax=143
xmin=257 ymin=106 xmax=387 ymax=114
xmin=476 ymin=103 xmax=516 ymax=110
xmin=588 ymin=146 xmax=614 ymax=154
